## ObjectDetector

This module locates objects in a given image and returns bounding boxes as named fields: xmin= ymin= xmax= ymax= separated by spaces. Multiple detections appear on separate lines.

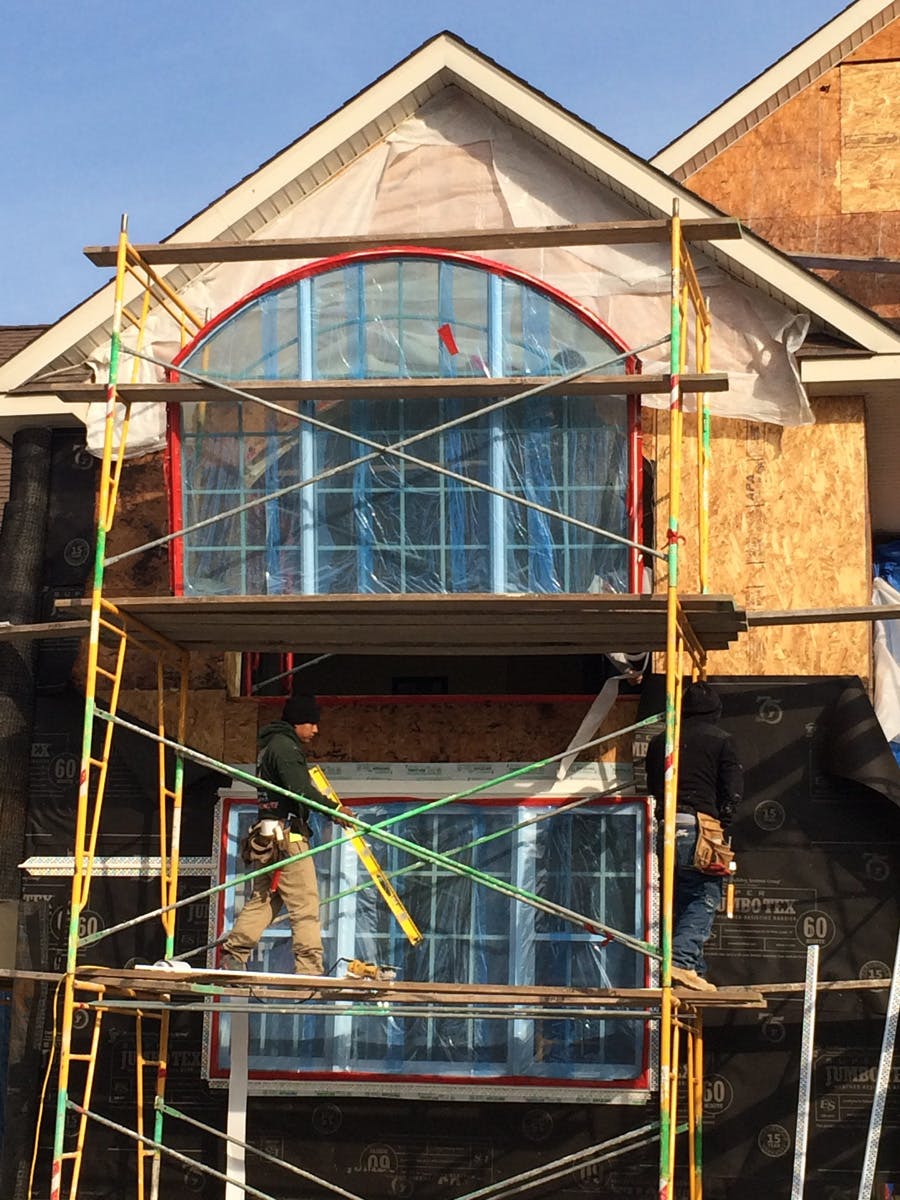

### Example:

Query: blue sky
xmin=2 ymin=0 xmax=849 ymax=325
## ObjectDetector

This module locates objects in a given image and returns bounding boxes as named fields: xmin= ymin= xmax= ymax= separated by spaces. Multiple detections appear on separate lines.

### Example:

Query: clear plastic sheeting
xmin=87 ymin=85 xmax=816 ymax=459
xmin=213 ymin=795 xmax=649 ymax=1088
xmin=176 ymin=255 xmax=632 ymax=596
xmin=873 ymin=576 xmax=900 ymax=767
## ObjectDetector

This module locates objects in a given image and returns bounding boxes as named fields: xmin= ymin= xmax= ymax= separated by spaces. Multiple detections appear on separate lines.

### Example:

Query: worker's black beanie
xmin=282 ymin=693 xmax=321 ymax=725
xmin=682 ymin=681 xmax=722 ymax=718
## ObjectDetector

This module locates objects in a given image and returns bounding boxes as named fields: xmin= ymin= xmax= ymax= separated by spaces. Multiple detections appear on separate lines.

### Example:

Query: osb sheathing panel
xmin=840 ymin=61 xmax=900 ymax=214
xmin=104 ymin=451 xmax=170 ymax=596
xmin=844 ymin=18 xmax=900 ymax=62
xmin=116 ymin=693 xmax=640 ymax=773
xmin=648 ymin=398 xmax=871 ymax=679
xmin=685 ymin=42 xmax=900 ymax=321
xmin=688 ymin=66 xmax=843 ymax=221
xmin=259 ymin=697 xmax=640 ymax=767
xmin=118 ymin=689 xmax=259 ymax=764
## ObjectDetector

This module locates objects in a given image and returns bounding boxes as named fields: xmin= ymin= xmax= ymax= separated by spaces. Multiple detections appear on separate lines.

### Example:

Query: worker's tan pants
xmin=223 ymin=836 xmax=324 ymax=974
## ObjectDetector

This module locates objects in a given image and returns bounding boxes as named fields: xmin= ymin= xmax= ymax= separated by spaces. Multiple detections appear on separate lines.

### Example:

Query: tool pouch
xmin=692 ymin=812 xmax=734 ymax=876
xmin=240 ymin=823 xmax=280 ymax=867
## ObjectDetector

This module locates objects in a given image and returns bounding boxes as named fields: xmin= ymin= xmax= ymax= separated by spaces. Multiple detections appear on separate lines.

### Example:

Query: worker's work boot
xmin=219 ymin=952 xmax=246 ymax=973
xmin=670 ymin=966 xmax=717 ymax=992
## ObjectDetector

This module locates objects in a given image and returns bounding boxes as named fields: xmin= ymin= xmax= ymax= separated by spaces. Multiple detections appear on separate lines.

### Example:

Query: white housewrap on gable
xmin=86 ymin=88 xmax=812 ymax=457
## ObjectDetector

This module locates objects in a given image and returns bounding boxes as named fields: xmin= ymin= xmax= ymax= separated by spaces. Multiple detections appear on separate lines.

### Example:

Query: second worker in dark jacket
xmin=645 ymin=681 xmax=743 ymax=991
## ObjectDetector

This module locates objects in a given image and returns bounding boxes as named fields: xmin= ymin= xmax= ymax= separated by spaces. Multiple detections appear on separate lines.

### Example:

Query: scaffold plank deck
xmin=4 ymin=967 xmax=886 ymax=1005
xmin=71 ymin=965 xmax=767 ymax=1009
xmin=57 ymin=593 xmax=747 ymax=654
xmin=42 ymin=372 xmax=729 ymax=405
xmin=0 ymin=619 xmax=90 ymax=642
xmin=82 ymin=217 xmax=743 ymax=266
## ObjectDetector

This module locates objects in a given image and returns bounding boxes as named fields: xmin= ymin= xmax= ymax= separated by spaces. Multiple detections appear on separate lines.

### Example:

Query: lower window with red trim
xmin=208 ymin=786 xmax=652 ymax=1097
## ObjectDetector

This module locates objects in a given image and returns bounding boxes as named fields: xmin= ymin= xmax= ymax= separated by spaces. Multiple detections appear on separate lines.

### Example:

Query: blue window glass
xmin=210 ymin=793 xmax=649 ymax=1093
xmin=175 ymin=253 xmax=633 ymax=597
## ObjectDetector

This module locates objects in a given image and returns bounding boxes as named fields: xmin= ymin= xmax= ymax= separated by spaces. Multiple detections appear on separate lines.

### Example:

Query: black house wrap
xmin=14 ymin=678 xmax=900 ymax=1198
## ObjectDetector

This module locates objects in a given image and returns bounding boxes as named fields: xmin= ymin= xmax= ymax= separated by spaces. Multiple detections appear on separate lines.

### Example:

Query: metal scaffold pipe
xmin=83 ymin=707 xmax=664 ymax=960
xmin=104 ymin=338 xmax=670 ymax=567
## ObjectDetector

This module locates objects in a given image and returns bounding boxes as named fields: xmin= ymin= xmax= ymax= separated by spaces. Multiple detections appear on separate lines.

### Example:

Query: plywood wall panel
xmin=684 ymin=24 xmax=900 ymax=320
xmin=104 ymin=452 xmax=170 ymax=597
xmin=689 ymin=68 xmax=843 ymax=221
xmin=265 ymin=697 xmax=640 ymax=769
xmin=112 ymin=693 xmax=641 ymax=778
xmin=841 ymin=62 xmax=900 ymax=214
xmin=845 ymin=19 xmax=900 ymax=62
xmin=648 ymin=398 xmax=871 ymax=680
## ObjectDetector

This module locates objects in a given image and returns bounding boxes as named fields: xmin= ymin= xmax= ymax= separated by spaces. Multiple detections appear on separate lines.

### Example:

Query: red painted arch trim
xmin=170 ymin=245 xmax=636 ymax=368
xmin=166 ymin=246 xmax=644 ymax=593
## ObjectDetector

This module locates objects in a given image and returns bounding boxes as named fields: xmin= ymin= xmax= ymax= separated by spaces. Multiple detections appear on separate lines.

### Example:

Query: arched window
xmin=169 ymin=250 xmax=640 ymax=596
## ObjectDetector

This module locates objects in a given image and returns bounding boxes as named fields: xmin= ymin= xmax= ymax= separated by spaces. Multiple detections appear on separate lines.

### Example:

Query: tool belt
xmin=692 ymin=812 xmax=735 ymax=877
xmin=240 ymin=817 xmax=310 ymax=867
xmin=240 ymin=824 xmax=279 ymax=867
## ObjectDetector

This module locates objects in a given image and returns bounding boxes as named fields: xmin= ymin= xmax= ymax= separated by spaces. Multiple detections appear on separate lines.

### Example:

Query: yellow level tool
xmin=309 ymin=764 xmax=423 ymax=946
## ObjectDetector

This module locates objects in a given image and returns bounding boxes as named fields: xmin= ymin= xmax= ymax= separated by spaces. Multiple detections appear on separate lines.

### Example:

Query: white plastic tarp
xmin=86 ymin=87 xmax=812 ymax=457
xmin=873 ymin=577 xmax=900 ymax=755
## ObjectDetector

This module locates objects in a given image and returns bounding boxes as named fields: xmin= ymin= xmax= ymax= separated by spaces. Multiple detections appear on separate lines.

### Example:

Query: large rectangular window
xmin=208 ymin=779 xmax=651 ymax=1098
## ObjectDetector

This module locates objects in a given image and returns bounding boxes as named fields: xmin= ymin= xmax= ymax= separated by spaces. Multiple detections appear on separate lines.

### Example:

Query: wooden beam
xmin=74 ymin=965 xmax=763 ymax=1008
xmin=747 ymin=604 xmax=900 ymax=627
xmin=790 ymin=252 xmax=900 ymax=275
xmin=56 ymin=594 xmax=746 ymax=655
xmin=0 ymin=620 xmax=90 ymax=643
xmin=83 ymin=218 xmax=743 ymax=266
xmin=44 ymin=373 xmax=729 ymax=406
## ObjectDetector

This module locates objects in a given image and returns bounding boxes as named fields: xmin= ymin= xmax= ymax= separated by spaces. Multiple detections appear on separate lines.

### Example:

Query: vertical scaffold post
xmin=50 ymin=214 xmax=130 ymax=1200
xmin=792 ymin=943 xmax=819 ymax=1200
xmin=857 ymin=923 xmax=900 ymax=1200
xmin=697 ymin=296 xmax=711 ymax=596
xmin=689 ymin=1013 xmax=705 ymax=1200
xmin=659 ymin=198 xmax=685 ymax=1200
xmin=149 ymin=654 xmax=190 ymax=1200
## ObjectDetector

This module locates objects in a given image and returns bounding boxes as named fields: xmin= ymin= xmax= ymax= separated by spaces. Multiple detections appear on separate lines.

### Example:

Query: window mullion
xmin=488 ymin=275 xmax=506 ymax=593
xmin=510 ymin=808 xmax=537 ymax=1074
xmin=299 ymin=277 xmax=317 ymax=594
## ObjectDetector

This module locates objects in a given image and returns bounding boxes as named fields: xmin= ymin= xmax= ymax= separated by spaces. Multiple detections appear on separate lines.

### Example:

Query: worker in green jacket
xmin=221 ymin=694 xmax=338 ymax=975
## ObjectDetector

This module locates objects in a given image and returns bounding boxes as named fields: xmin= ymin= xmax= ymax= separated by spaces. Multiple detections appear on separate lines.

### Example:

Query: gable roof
xmin=653 ymin=0 xmax=900 ymax=179
xmin=4 ymin=28 xmax=900 ymax=428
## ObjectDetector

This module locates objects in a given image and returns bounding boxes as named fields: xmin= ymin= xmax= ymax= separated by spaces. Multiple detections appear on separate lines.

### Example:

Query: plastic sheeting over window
xmin=873 ymin=574 xmax=900 ymax=769
xmin=211 ymin=794 xmax=649 ymax=1091
xmin=175 ymin=254 xmax=632 ymax=596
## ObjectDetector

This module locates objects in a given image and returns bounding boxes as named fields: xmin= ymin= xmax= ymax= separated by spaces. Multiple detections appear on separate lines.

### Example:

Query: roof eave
xmin=4 ymin=29 xmax=900 ymax=400
xmin=652 ymin=0 xmax=900 ymax=179
xmin=801 ymin=353 xmax=900 ymax=397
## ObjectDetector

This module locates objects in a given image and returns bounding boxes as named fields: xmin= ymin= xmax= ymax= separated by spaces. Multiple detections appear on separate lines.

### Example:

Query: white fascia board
xmin=652 ymin=0 xmax=900 ymax=176
xmin=440 ymin=39 xmax=900 ymax=355
xmin=801 ymin=354 xmax=900 ymax=395
xmin=0 ymin=391 xmax=89 ymax=435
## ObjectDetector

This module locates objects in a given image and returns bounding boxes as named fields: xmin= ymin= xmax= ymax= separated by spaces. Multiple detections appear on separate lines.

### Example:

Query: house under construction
xmin=0 ymin=9 xmax=899 ymax=1200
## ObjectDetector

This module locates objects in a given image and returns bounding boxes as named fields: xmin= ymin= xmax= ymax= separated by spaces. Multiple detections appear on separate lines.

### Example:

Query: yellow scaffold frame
xmin=45 ymin=204 xmax=724 ymax=1200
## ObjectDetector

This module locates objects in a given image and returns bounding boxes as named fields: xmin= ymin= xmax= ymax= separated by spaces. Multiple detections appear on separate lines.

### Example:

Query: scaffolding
xmin=16 ymin=206 xmax=891 ymax=1200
